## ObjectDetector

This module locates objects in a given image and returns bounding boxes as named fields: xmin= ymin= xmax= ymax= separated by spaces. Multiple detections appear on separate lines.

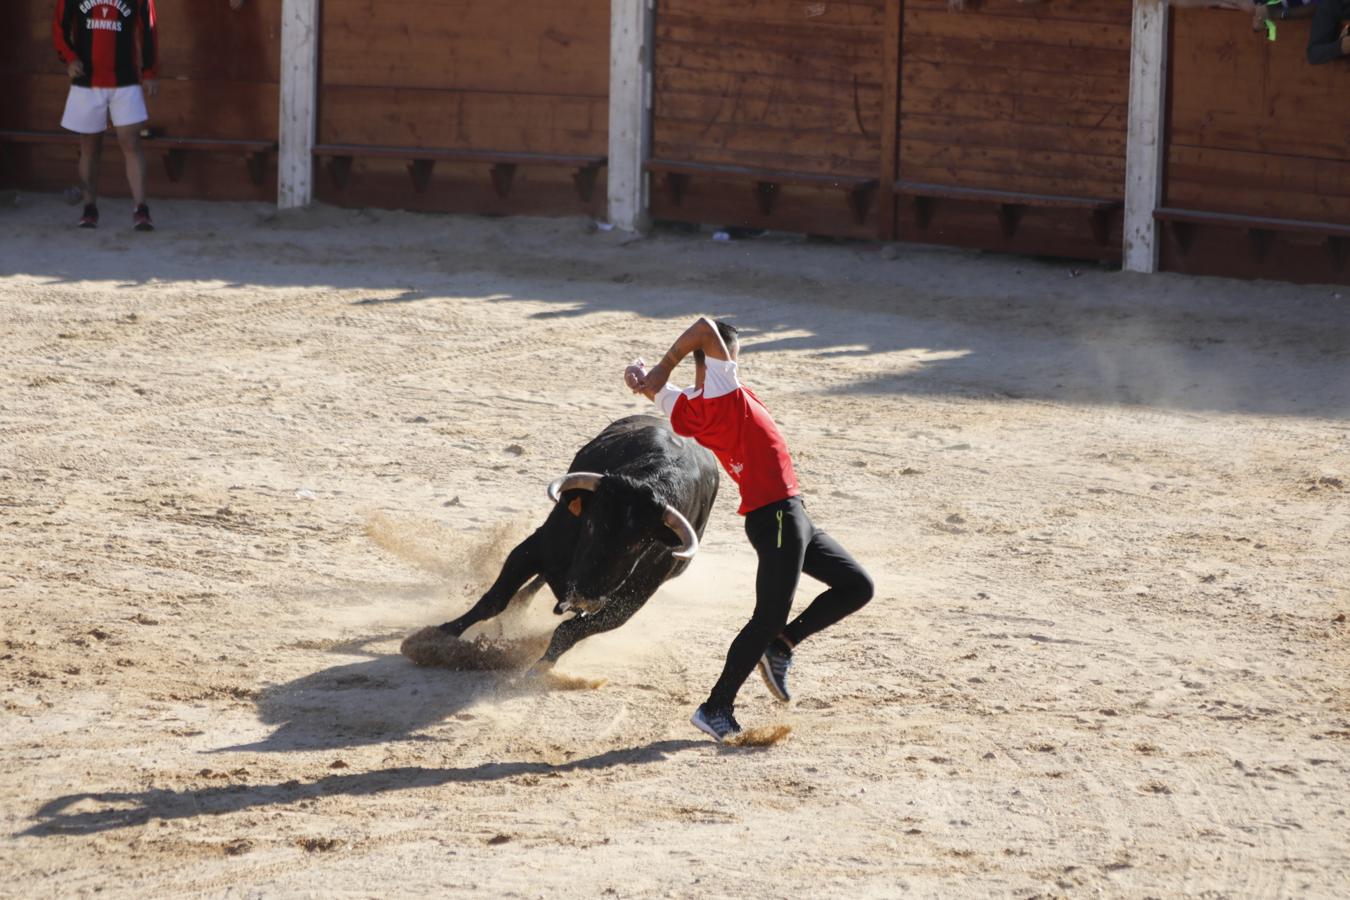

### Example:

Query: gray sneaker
xmin=690 ymin=704 xmax=742 ymax=742
xmin=757 ymin=639 xmax=793 ymax=702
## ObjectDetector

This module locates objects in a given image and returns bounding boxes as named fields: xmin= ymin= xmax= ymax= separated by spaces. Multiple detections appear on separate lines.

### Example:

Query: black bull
xmin=439 ymin=415 xmax=719 ymax=665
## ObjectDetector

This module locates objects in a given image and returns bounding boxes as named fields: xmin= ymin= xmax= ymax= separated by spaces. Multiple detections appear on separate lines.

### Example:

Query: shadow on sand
xmin=20 ymin=738 xmax=705 ymax=837
xmin=212 ymin=634 xmax=524 ymax=754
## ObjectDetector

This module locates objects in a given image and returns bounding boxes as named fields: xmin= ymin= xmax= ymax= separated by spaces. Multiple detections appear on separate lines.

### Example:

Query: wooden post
xmin=879 ymin=0 xmax=902 ymax=241
xmin=278 ymin=0 xmax=319 ymax=209
xmin=607 ymin=0 xmax=655 ymax=232
xmin=1123 ymin=0 xmax=1169 ymax=273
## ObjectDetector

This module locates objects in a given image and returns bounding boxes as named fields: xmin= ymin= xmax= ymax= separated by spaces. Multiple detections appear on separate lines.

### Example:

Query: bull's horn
xmin=547 ymin=471 xmax=604 ymax=503
xmin=663 ymin=505 xmax=699 ymax=560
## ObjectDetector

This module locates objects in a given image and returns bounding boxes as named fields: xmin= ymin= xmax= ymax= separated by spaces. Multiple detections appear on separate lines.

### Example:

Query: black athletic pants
xmin=706 ymin=496 xmax=874 ymax=710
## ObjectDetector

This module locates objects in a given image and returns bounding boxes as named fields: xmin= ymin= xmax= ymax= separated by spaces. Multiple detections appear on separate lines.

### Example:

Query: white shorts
xmin=61 ymin=85 xmax=148 ymax=134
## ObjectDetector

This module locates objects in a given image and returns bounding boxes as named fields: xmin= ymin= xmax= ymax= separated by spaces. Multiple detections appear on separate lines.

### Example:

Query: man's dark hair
xmin=713 ymin=319 xmax=739 ymax=351
xmin=694 ymin=319 xmax=739 ymax=364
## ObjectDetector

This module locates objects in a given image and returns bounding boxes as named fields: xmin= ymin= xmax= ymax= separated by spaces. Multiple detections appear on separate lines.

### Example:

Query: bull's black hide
xmin=439 ymin=415 xmax=718 ymax=665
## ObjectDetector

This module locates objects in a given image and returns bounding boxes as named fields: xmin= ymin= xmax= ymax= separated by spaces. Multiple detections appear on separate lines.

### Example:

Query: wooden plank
xmin=4 ymin=72 xmax=278 ymax=140
xmin=650 ymin=179 xmax=877 ymax=239
xmin=1155 ymin=207 xmax=1350 ymax=239
xmin=1165 ymin=145 xmax=1350 ymax=223
xmin=656 ymin=92 xmax=882 ymax=138
xmin=901 ymin=89 xmax=1127 ymax=132
xmin=901 ymin=35 xmax=1129 ymax=79
xmin=1168 ymin=11 xmax=1349 ymax=163
xmin=901 ymin=139 xmax=1124 ymax=196
xmin=659 ymin=0 xmax=885 ymax=29
xmin=901 ymin=58 xmax=1126 ymax=106
xmin=657 ymin=16 xmax=884 ymax=60
xmin=656 ymin=68 xmax=884 ymax=109
xmin=905 ymin=0 xmax=1129 ymax=23
xmin=895 ymin=180 xmax=1119 ymax=209
xmin=903 ymin=6 xmax=1131 ymax=51
xmin=320 ymin=0 xmax=608 ymax=96
xmin=655 ymin=43 xmax=882 ymax=87
xmin=901 ymin=114 xmax=1125 ymax=158
xmin=319 ymin=86 xmax=607 ymax=155
xmin=653 ymin=120 xmax=879 ymax=173
xmin=648 ymin=158 xmax=875 ymax=187
xmin=153 ymin=0 xmax=283 ymax=83
xmin=314 ymin=156 xmax=606 ymax=218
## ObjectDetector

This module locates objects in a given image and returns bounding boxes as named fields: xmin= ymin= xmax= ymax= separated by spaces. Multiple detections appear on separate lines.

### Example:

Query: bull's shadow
xmin=215 ymin=634 xmax=517 ymax=754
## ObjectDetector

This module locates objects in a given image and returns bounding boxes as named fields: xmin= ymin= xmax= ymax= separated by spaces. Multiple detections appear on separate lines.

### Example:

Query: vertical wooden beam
xmin=608 ymin=0 xmax=655 ymax=232
xmin=1123 ymin=0 xmax=1169 ymax=273
xmin=879 ymin=0 xmax=903 ymax=241
xmin=278 ymin=0 xmax=319 ymax=209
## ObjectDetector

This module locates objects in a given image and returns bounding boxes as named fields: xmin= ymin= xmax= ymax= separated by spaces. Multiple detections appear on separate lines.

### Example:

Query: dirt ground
xmin=1 ymin=193 xmax=1347 ymax=899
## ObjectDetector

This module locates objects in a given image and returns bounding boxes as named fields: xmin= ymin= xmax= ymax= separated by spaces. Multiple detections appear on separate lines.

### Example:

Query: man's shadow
xmin=21 ymin=739 xmax=706 ymax=837
xmin=214 ymin=634 xmax=522 ymax=753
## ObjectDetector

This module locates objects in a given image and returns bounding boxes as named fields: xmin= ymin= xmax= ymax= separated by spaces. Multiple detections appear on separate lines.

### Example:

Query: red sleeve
xmin=52 ymin=0 xmax=78 ymax=65
xmin=139 ymin=0 xmax=159 ymax=79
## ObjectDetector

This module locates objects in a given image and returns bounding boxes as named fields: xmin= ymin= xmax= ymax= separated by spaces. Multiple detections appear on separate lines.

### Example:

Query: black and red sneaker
xmin=78 ymin=204 xmax=99 ymax=229
xmin=133 ymin=203 xmax=154 ymax=232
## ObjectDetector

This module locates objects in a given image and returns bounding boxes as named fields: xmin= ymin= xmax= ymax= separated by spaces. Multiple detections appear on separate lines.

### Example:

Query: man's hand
xmin=624 ymin=360 xmax=647 ymax=394
xmin=143 ymin=78 xmax=159 ymax=99
xmin=67 ymin=60 xmax=85 ymax=80
xmin=230 ymin=0 xmax=246 ymax=9
xmin=636 ymin=361 xmax=672 ymax=397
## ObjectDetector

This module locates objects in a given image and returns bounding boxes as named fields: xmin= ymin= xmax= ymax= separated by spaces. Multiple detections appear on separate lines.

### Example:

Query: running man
xmin=52 ymin=0 xmax=160 ymax=231
xmin=626 ymin=318 xmax=874 ymax=742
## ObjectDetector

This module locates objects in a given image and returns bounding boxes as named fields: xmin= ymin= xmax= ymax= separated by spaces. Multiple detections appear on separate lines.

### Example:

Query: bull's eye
xmin=568 ymin=496 xmax=584 ymax=517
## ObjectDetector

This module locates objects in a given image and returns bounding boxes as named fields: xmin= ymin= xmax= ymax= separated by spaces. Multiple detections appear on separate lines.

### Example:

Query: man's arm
xmin=140 ymin=0 xmax=160 ymax=82
xmin=52 ymin=0 xmax=82 ymax=76
xmin=635 ymin=317 xmax=728 ymax=397
xmin=1306 ymin=2 xmax=1350 ymax=63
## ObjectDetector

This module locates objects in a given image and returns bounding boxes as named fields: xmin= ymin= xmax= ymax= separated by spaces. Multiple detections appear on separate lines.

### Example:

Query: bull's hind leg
xmin=439 ymin=531 xmax=544 ymax=638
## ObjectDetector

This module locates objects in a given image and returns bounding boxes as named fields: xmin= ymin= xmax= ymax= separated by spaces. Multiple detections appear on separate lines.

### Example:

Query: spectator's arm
xmin=140 ymin=0 xmax=160 ymax=80
xmin=51 ymin=0 xmax=78 ymax=65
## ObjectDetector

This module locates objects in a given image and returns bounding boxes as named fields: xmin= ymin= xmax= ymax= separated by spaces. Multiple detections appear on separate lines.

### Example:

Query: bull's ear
xmin=568 ymin=496 xmax=584 ymax=517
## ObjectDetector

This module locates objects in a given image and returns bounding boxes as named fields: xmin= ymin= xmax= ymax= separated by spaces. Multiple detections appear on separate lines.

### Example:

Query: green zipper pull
xmin=776 ymin=510 xmax=784 ymax=548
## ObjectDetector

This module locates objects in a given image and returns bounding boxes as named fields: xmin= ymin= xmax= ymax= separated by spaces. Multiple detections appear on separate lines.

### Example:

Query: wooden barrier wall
xmin=1 ymin=0 xmax=281 ymax=202
xmin=894 ymin=0 xmax=1132 ymax=259
xmin=647 ymin=0 xmax=1131 ymax=256
xmin=1163 ymin=9 xmax=1350 ymax=283
xmin=315 ymin=0 xmax=611 ymax=216
xmin=649 ymin=0 xmax=886 ymax=237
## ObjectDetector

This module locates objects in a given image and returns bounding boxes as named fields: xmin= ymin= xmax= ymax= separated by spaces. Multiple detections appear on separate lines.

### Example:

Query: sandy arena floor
xmin=1 ymin=193 xmax=1347 ymax=898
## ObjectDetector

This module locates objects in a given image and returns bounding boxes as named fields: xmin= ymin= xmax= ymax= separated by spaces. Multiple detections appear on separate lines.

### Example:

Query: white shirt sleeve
xmin=654 ymin=384 xmax=692 ymax=417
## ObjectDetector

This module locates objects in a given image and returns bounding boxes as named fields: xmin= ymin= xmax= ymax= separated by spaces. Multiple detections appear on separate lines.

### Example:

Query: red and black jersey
xmin=53 ymin=0 xmax=159 ymax=89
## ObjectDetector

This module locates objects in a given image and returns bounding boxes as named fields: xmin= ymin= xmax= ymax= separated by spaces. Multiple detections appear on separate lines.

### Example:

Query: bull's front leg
xmin=535 ymin=562 xmax=669 ymax=665
xmin=439 ymin=531 xmax=544 ymax=638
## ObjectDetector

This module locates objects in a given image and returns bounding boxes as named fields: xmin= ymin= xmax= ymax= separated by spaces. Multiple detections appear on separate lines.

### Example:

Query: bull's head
xmin=546 ymin=471 xmax=699 ymax=614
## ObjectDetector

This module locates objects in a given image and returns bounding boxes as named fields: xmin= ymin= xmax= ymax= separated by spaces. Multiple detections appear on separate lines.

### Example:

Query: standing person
xmin=626 ymin=318 xmax=874 ymax=742
xmin=52 ymin=0 xmax=160 ymax=231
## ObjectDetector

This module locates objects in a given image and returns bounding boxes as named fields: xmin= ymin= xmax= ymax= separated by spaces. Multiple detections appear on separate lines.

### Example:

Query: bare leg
xmin=78 ymin=133 xmax=104 ymax=206
xmin=115 ymin=124 xmax=147 ymax=206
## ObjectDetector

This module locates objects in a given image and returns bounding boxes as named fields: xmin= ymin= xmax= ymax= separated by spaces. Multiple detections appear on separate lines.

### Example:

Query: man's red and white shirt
xmin=655 ymin=357 xmax=799 ymax=515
